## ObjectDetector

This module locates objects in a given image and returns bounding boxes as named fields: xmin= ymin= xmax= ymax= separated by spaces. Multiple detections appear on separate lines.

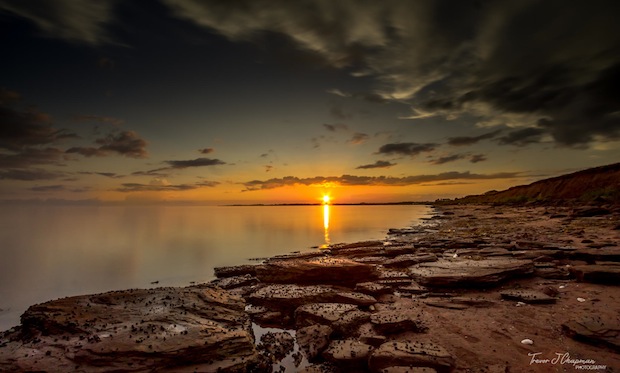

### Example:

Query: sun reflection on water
xmin=322 ymin=204 xmax=330 ymax=248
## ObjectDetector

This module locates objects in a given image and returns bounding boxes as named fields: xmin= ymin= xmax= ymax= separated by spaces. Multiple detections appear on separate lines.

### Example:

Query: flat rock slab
xmin=333 ymin=291 xmax=377 ymax=306
xmin=569 ymin=263 xmax=620 ymax=284
xmin=424 ymin=300 xmax=469 ymax=310
xmin=534 ymin=266 xmax=571 ymax=279
xmin=408 ymin=258 xmax=534 ymax=287
xmin=331 ymin=241 xmax=385 ymax=250
xmin=0 ymin=286 xmax=259 ymax=372
xmin=322 ymin=339 xmax=374 ymax=368
xmin=256 ymin=257 xmax=378 ymax=285
xmin=398 ymin=283 xmax=429 ymax=295
xmin=356 ymin=282 xmax=394 ymax=296
xmin=213 ymin=264 xmax=258 ymax=278
xmin=296 ymin=324 xmax=333 ymax=361
xmin=562 ymin=316 xmax=620 ymax=352
xmin=332 ymin=246 xmax=387 ymax=258
xmin=295 ymin=303 xmax=370 ymax=336
xmin=571 ymin=247 xmax=620 ymax=262
xmin=368 ymin=341 xmax=456 ymax=373
xmin=500 ymin=289 xmax=557 ymax=304
xmin=370 ymin=311 xmax=427 ymax=334
xmin=265 ymin=251 xmax=328 ymax=262
xmin=210 ymin=274 xmax=258 ymax=289
xmin=247 ymin=284 xmax=376 ymax=312
xmin=383 ymin=254 xmax=438 ymax=268
xmin=295 ymin=303 xmax=358 ymax=325
xmin=424 ymin=296 xmax=497 ymax=310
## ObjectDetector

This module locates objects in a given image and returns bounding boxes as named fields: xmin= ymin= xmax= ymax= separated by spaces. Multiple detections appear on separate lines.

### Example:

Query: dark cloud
xmin=29 ymin=185 xmax=66 ymax=192
xmin=311 ymin=135 xmax=336 ymax=149
xmin=130 ymin=157 xmax=226 ymax=177
xmin=430 ymin=154 xmax=468 ymax=165
xmin=323 ymin=123 xmax=348 ymax=132
xmin=356 ymin=160 xmax=395 ymax=169
xmin=78 ymin=171 xmax=123 ymax=179
xmin=447 ymin=130 xmax=502 ymax=146
xmin=242 ymin=171 xmax=521 ymax=191
xmin=420 ymin=181 xmax=473 ymax=186
xmin=65 ymin=146 xmax=107 ymax=157
xmin=469 ymin=154 xmax=487 ymax=163
xmin=95 ymin=131 xmax=148 ymax=158
xmin=0 ymin=147 xmax=66 ymax=168
xmin=159 ymin=0 xmax=620 ymax=148
xmin=377 ymin=143 xmax=437 ymax=157
xmin=116 ymin=179 xmax=220 ymax=192
xmin=497 ymin=128 xmax=546 ymax=147
xmin=131 ymin=169 xmax=169 ymax=178
xmin=265 ymin=165 xmax=273 ymax=172
xmin=0 ymin=96 xmax=78 ymax=151
xmin=116 ymin=183 xmax=198 ymax=192
xmin=164 ymin=157 xmax=226 ymax=169
xmin=66 ymin=130 xmax=148 ymax=158
xmin=0 ymin=168 xmax=66 ymax=180
xmin=195 ymin=180 xmax=220 ymax=187
xmin=349 ymin=132 xmax=369 ymax=145
xmin=199 ymin=148 xmax=214 ymax=154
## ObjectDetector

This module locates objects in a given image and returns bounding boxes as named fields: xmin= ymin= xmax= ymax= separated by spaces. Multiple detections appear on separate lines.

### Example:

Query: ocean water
xmin=0 ymin=204 xmax=431 ymax=331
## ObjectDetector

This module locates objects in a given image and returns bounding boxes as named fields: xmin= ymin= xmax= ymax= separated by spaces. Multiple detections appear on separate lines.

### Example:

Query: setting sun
xmin=322 ymin=195 xmax=331 ymax=204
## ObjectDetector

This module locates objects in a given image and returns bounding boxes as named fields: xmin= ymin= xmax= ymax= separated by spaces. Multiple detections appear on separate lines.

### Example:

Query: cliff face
xmin=448 ymin=163 xmax=620 ymax=205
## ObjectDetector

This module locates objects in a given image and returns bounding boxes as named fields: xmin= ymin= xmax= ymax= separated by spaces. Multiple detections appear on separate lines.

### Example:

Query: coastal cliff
xmin=443 ymin=162 xmax=620 ymax=205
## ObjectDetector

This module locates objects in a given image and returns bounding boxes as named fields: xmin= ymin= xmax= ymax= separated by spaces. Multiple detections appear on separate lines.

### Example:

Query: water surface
xmin=0 ymin=204 xmax=431 ymax=331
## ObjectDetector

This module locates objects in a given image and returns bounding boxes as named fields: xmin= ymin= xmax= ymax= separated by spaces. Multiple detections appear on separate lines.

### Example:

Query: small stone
xmin=521 ymin=339 xmax=534 ymax=345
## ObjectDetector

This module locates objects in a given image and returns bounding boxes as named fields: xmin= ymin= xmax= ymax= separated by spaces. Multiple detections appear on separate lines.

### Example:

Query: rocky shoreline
xmin=1 ymin=205 xmax=619 ymax=372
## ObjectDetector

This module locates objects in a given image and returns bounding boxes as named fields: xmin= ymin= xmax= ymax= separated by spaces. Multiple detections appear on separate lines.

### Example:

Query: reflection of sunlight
xmin=322 ymin=204 xmax=330 ymax=248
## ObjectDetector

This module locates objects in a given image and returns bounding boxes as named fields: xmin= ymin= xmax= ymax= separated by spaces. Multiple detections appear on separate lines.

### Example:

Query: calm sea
xmin=0 ymin=204 xmax=431 ymax=331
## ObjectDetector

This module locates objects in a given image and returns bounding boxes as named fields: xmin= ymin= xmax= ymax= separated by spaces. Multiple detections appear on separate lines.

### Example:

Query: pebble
xmin=521 ymin=339 xmax=534 ymax=345
xmin=577 ymin=297 xmax=586 ymax=302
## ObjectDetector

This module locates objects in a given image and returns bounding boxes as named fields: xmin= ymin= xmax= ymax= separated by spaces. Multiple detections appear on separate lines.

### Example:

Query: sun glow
xmin=322 ymin=194 xmax=331 ymax=204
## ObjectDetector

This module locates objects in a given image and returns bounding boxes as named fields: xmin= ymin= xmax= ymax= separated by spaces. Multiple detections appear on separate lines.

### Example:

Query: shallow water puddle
xmin=252 ymin=323 xmax=311 ymax=372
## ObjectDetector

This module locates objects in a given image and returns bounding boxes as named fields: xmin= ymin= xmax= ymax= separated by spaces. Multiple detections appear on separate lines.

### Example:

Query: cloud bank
xmin=242 ymin=171 xmax=521 ymax=191
xmin=161 ymin=0 xmax=620 ymax=148
xmin=6 ymin=1 xmax=619 ymax=148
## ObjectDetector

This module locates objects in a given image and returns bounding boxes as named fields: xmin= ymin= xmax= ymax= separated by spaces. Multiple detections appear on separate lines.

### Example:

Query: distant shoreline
xmin=224 ymin=201 xmax=433 ymax=206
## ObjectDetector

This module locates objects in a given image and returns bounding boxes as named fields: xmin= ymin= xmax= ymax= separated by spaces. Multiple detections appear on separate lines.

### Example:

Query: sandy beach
xmin=1 ymin=204 xmax=619 ymax=372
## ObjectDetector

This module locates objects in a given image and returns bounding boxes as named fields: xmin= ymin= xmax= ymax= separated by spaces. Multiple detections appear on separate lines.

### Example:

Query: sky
xmin=1 ymin=0 xmax=619 ymax=204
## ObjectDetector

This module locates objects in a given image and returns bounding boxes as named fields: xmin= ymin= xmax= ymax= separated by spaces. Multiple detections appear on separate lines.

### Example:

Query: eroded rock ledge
xmin=0 ymin=286 xmax=261 ymax=372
